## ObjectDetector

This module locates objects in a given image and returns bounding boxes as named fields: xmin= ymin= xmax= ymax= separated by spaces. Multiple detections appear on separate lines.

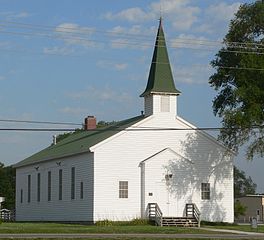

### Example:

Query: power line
xmin=1 ymin=20 xmax=264 ymax=48
xmin=151 ymin=62 xmax=264 ymax=71
xmin=1 ymin=21 xmax=264 ymax=54
xmin=0 ymin=128 xmax=75 ymax=132
xmin=0 ymin=119 xmax=82 ymax=126
xmin=218 ymin=66 xmax=264 ymax=71
xmin=0 ymin=43 xmax=263 ymax=71
xmin=1 ymin=28 xmax=263 ymax=53
xmin=1 ymin=29 xmax=264 ymax=57
xmin=1 ymin=39 xmax=263 ymax=71
xmin=0 ymin=126 xmax=262 ymax=132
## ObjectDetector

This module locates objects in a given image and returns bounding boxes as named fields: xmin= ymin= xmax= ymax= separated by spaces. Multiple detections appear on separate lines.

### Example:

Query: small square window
xmin=119 ymin=181 xmax=128 ymax=198
xmin=201 ymin=183 xmax=210 ymax=200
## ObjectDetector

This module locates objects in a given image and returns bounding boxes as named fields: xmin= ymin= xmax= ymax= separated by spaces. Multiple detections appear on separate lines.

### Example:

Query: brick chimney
xmin=84 ymin=116 xmax=96 ymax=130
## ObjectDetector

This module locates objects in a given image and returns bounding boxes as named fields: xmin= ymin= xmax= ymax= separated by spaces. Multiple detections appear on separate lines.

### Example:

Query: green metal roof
xmin=140 ymin=18 xmax=180 ymax=97
xmin=14 ymin=115 xmax=145 ymax=168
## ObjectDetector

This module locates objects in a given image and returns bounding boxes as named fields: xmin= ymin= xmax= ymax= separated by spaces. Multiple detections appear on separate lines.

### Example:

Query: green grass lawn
xmin=0 ymin=222 xmax=214 ymax=234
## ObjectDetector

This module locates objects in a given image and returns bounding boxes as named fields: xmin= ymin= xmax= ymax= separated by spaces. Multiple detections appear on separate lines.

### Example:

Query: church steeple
xmin=140 ymin=18 xmax=180 ymax=97
xmin=141 ymin=18 xmax=180 ymax=116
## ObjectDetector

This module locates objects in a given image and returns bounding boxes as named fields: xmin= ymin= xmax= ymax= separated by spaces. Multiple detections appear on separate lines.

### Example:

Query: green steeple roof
xmin=140 ymin=18 xmax=180 ymax=97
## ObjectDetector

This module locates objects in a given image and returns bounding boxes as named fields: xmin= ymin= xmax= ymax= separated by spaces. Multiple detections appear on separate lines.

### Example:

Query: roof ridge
xmin=14 ymin=115 xmax=145 ymax=168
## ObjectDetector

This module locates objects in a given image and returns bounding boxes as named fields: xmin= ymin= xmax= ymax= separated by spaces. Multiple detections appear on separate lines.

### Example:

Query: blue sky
xmin=0 ymin=0 xmax=263 ymax=192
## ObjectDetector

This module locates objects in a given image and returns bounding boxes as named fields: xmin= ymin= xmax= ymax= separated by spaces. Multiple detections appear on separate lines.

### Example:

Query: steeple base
xmin=144 ymin=94 xmax=177 ymax=117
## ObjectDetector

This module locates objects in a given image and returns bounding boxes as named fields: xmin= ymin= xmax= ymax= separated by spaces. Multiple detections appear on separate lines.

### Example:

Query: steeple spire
xmin=140 ymin=18 xmax=180 ymax=97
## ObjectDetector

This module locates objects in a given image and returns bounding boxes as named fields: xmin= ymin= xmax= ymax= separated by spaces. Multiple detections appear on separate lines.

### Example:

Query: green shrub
xmin=128 ymin=218 xmax=151 ymax=225
xmin=201 ymin=220 xmax=237 ymax=226
xmin=95 ymin=219 xmax=114 ymax=226
xmin=95 ymin=218 xmax=151 ymax=226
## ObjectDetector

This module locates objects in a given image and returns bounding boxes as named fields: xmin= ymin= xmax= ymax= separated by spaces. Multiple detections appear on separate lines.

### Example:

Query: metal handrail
xmin=148 ymin=203 xmax=163 ymax=226
xmin=186 ymin=203 xmax=201 ymax=227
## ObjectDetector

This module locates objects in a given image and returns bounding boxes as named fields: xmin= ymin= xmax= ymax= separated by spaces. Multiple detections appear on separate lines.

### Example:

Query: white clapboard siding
xmin=16 ymin=153 xmax=94 ymax=222
xmin=92 ymin=114 xmax=234 ymax=222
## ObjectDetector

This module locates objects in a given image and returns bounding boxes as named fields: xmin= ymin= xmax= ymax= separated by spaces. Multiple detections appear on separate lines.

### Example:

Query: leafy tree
xmin=234 ymin=200 xmax=247 ymax=219
xmin=209 ymin=1 xmax=264 ymax=160
xmin=0 ymin=162 xmax=15 ymax=209
xmin=53 ymin=129 xmax=82 ymax=145
xmin=54 ymin=121 xmax=117 ymax=145
xmin=234 ymin=166 xmax=257 ymax=197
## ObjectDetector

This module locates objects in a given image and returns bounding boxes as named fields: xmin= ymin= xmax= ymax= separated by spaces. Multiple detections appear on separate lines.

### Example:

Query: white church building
xmin=14 ymin=19 xmax=234 ymax=224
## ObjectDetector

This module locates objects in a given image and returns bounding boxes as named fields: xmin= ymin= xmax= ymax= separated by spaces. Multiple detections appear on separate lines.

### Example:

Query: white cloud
xmin=104 ymin=0 xmax=200 ymax=31
xmin=196 ymin=2 xmax=241 ymax=35
xmin=105 ymin=7 xmax=150 ymax=22
xmin=151 ymin=0 xmax=200 ymax=30
xmin=43 ymin=46 xmax=75 ymax=55
xmin=110 ymin=38 xmax=131 ymax=49
xmin=0 ymin=11 xmax=30 ymax=20
xmin=109 ymin=25 xmax=155 ymax=49
xmin=59 ymin=107 xmax=87 ymax=115
xmin=67 ymin=86 xmax=133 ymax=104
xmin=96 ymin=60 xmax=128 ymax=71
xmin=171 ymin=34 xmax=214 ymax=50
xmin=207 ymin=2 xmax=241 ymax=22
xmin=115 ymin=63 xmax=128 ymax=71
xmin=174 ymin=64 xmax=213 ymax=85
xmin=54 ymin=23 xmax=99 ymax=48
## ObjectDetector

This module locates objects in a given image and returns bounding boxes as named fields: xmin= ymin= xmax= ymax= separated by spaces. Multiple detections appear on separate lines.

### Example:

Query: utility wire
xmin=151 ymin=62 xmax=264 ymax=71
xmin=1 ymin=29 xmax=264 ymax=57
xmin=1 ymin=20 xmax=264 ymax=48
xmin=0 ymin=126 xmax=262 ymax=132
xmin=1 ymin=28 xmax=264 ymax=54
xmin=0 ymin=41 xmax=263 ymax=71
xmin=0 ymin=119 xmax=82 ymax=126
xmin=1 ymin=20 xmax=264 ymax=52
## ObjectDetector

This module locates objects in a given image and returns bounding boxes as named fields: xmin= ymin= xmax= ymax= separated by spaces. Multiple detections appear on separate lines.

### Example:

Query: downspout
xmin=139 ymin=162 xmax=145 ymax=218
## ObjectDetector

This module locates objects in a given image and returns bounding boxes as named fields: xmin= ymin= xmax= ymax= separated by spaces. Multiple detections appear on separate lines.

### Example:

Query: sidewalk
xmin=200 ymin=227 xmax=264 ymax=236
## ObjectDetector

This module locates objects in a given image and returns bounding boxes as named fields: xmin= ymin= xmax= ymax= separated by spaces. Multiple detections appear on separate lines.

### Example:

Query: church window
xmin=27 ymin=175 xmax=31 ymax=203
xmin=59 ymin=169 xmax=62 ymax=200
xmin=48 ymin=171 xmax=51 ymax=201
xmin=71 ymin=167 xmax=75 ymax=200
xmin=80 ymin=182 xmax=84 ymax=199
xmin=20 ymin=189 xmax=23 ymax=203
xmin=119 ymin=181 xmax=128 ymax=198
xmin=201 ymin=183 xmax=210 ymax=200
xmin=160 ymin=95 xmax=170 ymax=112
xmin=37 ymin=173 xmax=41 ymax=202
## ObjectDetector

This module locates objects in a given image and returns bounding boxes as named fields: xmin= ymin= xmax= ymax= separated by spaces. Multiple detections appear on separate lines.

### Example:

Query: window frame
xmin=20 ymin=189 xmax=23 ymax=203
xmin=27 ymin=175 xmax=31 ymax=203
xmin=48 ymin=171 xmax=51 ymax=201
xmin=37 ymin=173 xmax=41 ymax=202
xmin=59 ymin=169 xmax=62 ymax=200
xmin=201 ymin=182 xmax=210 ymax=200
xmin=119 ymin=181 xmax=128 ymax=199
xmin=80 ymin=181 xmax=84 ymax=199
xmin=71 ymin=167 xmax=75 ymax=200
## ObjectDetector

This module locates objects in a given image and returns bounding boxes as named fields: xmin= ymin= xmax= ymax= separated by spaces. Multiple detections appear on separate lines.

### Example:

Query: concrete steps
xmin=161 ymin=216 xmax=198 ymax=227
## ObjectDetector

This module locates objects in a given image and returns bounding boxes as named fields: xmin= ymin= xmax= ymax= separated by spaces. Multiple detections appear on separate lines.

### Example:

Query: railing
xmin=148 ymin=203 xmax=163 ymax=226
xmin=0 ymin=209 xmax=15 ymax=222
xmin=185 ymin=203 xmax=201 ymax=227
